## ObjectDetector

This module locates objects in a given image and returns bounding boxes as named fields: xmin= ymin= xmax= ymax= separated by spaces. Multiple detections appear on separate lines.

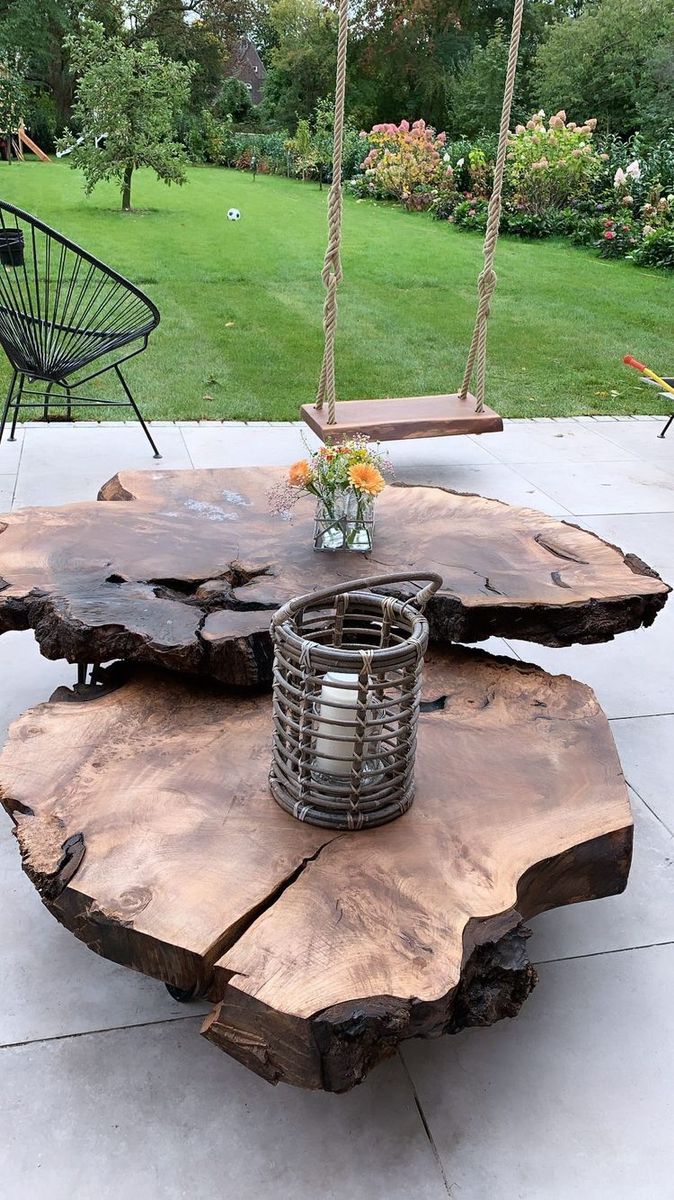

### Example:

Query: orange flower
xmin=348 ymin=463 xmax=385 ymax=496
xmin=288 ymin=459 xmax=314 ymax=487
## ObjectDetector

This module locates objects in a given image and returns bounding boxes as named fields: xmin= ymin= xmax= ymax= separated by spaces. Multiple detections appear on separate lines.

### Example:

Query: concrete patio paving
xmin=1 ymin=416 xmax=673 ymax=1199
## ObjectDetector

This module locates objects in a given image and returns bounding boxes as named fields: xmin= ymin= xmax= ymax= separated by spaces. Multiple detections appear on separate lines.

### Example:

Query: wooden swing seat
xmin=301 ymin=392 xmax=503 ymax=443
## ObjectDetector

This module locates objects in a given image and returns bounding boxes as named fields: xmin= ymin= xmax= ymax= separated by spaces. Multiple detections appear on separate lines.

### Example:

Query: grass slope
xmin=1 ymin=161 xmax=672 ymax=421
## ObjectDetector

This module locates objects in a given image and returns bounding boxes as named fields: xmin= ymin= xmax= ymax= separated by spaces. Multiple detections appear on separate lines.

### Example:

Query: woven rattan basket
xmin=269 ymin=572 xmax=441 ymax=830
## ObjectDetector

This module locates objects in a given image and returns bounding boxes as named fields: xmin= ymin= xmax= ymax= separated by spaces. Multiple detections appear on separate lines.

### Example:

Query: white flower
xmin=456 ymin=157 xmax=464 ymax=168
xmin=626 ymin=160 xmax=641 ymax=181
xmin=443 ymin=152 xmax=450 ymax=162
xmin=613 ymin=167 xmax=627 ymax=188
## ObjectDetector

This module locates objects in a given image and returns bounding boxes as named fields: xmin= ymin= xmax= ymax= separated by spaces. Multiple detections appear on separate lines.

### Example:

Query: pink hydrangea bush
xmin=359 ymin=119 xmax=454 ymax=208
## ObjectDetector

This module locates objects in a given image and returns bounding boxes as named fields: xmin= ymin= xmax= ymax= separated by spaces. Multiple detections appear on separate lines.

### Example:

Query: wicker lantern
xmin=269 ymin=572 xmax=442 ymax=830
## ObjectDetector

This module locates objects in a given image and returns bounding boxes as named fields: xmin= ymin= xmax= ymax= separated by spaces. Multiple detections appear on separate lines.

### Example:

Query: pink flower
xmin=614 ymin=167 xmax=627 ymax=188
xmin=626 ymin=159 xmax=641 ymax=181
xmin=549 ymin=115 xmax=564 ymax=129
xmin=586 ymin=118 xmax=597 ymax=130
xmin=604 ymin=231 xmax=616 ymax=240
xmin=437 ymin=131 xmax=446 ymax=144
xmin=399 ymin=119 xmax=409 ymax=132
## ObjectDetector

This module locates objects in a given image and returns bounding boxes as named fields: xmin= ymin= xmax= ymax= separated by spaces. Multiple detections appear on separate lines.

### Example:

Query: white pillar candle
xmin=313 ymin=670 xmax=361 ymax=777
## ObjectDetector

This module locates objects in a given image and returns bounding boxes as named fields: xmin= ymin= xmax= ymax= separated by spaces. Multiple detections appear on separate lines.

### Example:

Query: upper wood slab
xmin=0 ymin=466 xmax=667 ymax=687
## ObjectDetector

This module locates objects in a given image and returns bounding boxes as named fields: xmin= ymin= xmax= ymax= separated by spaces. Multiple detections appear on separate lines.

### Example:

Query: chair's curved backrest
xmin=0 ymin=200 xmax=160 ymax=382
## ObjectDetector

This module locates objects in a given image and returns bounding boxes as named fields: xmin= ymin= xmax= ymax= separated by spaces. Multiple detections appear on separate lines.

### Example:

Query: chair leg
xmin=114 ymin=364 xmax=161 ymax=458
xmin=0 ymin=370 xmax=18 ymax=445
xmin=43 ymin=381 xmax=54 ymax=422
xmin=65 ymin=383 xmax=72 ymax=422
xmin=8 ymin=374 xmax=25 ymax=441
xmin=658 ymin=413 xmax=674 ymax=439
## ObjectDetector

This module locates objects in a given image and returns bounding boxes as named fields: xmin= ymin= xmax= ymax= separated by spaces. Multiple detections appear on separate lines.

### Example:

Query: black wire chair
xmin=0 ymin=199 xmax=161 ymax=457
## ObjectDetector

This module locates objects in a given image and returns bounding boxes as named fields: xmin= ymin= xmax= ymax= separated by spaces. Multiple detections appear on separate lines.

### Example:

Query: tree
xmin=261 ymin=0 xmax=337 ymax=129
xmin=0 ymin=60 xmax=28 ymax=158
xmin=127 ymin=0 xmax=229 ymax=109
xmin=635 ymin=30 xmax=674 ymax=138
xmin=0 ymin=0 xmax=122 ymax=131
xmin=448 ymin=27 xmax=531 ymax=136
xmin=534 ymin=0 xmax=674 ymax=136
xmin=326 ymin=0 xmax=562 ymax=135
xmin=61 ymin=20 xmax=194 ymax=210
xmin=213 ymin=76 xmax=253 ymax=121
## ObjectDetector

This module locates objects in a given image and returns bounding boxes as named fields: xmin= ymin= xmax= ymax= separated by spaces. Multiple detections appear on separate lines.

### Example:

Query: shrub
xmin=359 ymin=119 xmax=451 ymax=203
xmin=632 ymin=227 xmax=674 ymax=269
xmin=569 ymin=216 xmax=604 ymax=246
xmin=284 ymin=119 xmax=317 ymax=179
xmin=452 ymin=198 xmax=489 ymax=232
xmin=596 ymin=216 xmax=639 ymax=259
xmin=228 ymin=131 xmax=288 ymax=173
xmin=431 ymin=191 xmax=460 ymax=221
xmin=467 ymin=146 xmax=493 ymax=197
xmin=506 ymin=109 xmax=605 ymax=214
xmin=502 ymin=209 xmax=554 ymax=238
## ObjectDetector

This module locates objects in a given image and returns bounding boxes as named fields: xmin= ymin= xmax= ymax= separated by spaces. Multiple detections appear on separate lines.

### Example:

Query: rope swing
xmin=303 ymin=0 xmax=525 ymax=443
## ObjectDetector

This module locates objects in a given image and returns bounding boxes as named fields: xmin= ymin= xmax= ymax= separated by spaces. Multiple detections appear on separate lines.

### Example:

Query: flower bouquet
xmin=272 ymin=438 xmax=389 ymax=552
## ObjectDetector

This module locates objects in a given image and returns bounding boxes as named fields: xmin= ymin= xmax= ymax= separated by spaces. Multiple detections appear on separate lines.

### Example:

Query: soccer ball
xmin=227 ymin=208 xmax=241 ymax=221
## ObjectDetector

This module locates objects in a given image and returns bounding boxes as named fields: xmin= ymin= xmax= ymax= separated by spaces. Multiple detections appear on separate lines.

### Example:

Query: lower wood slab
xmin=0 ymin=647 xmax=632 ymax=1090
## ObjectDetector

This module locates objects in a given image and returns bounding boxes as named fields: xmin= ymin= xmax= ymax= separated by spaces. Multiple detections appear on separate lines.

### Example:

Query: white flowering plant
xmin=506 ymin=110 xmax=605 ymax=214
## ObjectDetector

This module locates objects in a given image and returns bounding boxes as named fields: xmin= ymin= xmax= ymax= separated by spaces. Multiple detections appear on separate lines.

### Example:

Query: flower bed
xmin=350 ymin=111 xmax=674 ymax=270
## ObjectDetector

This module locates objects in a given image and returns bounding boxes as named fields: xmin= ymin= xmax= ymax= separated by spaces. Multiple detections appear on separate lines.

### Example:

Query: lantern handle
xmin=272 ymin=572 xmax=443 ymax=626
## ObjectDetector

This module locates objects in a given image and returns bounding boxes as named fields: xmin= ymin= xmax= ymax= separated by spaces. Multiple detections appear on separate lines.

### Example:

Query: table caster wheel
xmin=165 ymin=982 xmax=202 ymax=1003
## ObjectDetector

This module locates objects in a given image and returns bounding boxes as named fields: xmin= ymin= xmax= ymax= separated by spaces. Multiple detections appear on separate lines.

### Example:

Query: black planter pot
xmin=0 ymin=228 xmax=24 ymax=267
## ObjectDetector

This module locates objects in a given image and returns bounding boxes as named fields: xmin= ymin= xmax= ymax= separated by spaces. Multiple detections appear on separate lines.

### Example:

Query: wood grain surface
xmin=2 ymin=466 xmax=660 ymax=688
xmin=0 ymin=646 xmax=632 ymax=1090
xmin=300 ymin=393 xmax=503 ymax=441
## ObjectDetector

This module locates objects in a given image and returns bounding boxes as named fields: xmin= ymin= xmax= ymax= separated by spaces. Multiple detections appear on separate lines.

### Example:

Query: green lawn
xmin=1 ymin=161 xmax=672 ymax=420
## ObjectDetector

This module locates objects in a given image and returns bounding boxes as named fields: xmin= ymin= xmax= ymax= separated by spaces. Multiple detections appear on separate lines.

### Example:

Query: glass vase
xmin=313 ymin=493 xmax=347 ymax=551
xmin=346 ymin=490 xmax=375 ymax=553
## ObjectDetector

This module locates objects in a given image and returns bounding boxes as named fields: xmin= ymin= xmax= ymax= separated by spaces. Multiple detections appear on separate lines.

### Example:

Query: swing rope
xmin=315 ymin=0 xmax=525 ymax=425
xmin=315 ymin=0 xmax=348 ymax=423
xmin=459 ymin=0 xmax=525 ymax=413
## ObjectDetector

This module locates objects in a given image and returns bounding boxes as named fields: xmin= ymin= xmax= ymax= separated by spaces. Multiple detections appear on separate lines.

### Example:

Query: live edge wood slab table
xmin=0 ymin=467 xmax=668 ymax=1092
xmin=0 ymin=466 xmax=668 ymax=686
